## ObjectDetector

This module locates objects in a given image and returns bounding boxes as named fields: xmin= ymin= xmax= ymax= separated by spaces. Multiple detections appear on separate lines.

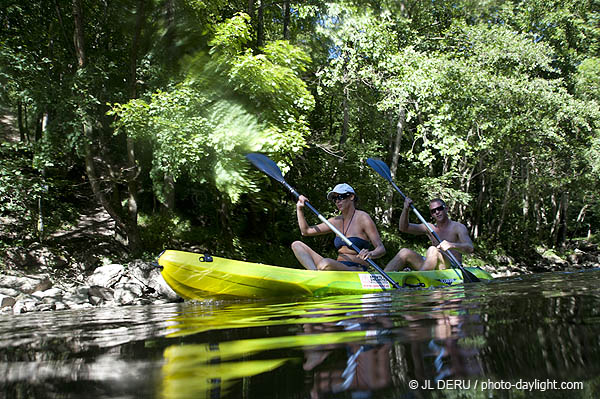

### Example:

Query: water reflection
xmin=2 ymin=270 xmax=600 ymax=398
xmin=158 ymin=271 xmax=600 ymax=399
xmin=159 ymin=289 xmax=482 ymax=398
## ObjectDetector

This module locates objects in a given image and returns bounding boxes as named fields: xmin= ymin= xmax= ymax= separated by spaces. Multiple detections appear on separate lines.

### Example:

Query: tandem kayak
xmin=158 ymin=250 xmax=493 ymax=299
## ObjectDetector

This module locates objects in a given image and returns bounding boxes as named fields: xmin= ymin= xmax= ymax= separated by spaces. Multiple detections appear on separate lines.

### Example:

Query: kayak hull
xmin=158 ymin=250 xmax=493 ymax=299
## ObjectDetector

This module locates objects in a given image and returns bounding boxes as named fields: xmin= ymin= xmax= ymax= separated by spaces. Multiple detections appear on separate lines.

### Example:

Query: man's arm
xmin=438 ymin=223 xmax=473 ymax=254
xmin=399 ymin=197 xmax=428 ymax=235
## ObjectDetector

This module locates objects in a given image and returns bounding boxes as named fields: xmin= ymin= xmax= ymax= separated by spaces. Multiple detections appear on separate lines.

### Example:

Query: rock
xmin=63 ymin=288 xmax=91 ymax=306
xmin=89 ymin=295 xmax=103 ymax=306
xmin=0 ymin=274 xmax=52 ymax=294
xmin=5 ymin=244 xmax=68 ymax=269
xmin=541 ymin=252 xmax=569 ymax=267
xmin=114 ymin=283 xmax=144 ymax=306
xmin=88 ymin=286 xmax=114 ymax=305
xmin=87 ymin=264 xmax=125 ymax=288
xmin=0 ymin=295 xmax=16 ymax=308
xmin=13 ymin=296 xmax=39 ymax=314
xmin=35 ymin=303 xmax=54 ymax=312
xmin=32 ymin=288 xmax=64 ymax=299
xmin=493 ymin=254 xmax=514 ymax=266
xmin=0 ymin=288 xmax=20 ymax=297
xmin=88 ymin=286 xmax=114 ymax=301
xmin=153 ymin=274 xmax=179 ymax=301
xmin=567 ymin=253 xmax=580 ymax=265
xmin=128 ymin=260 xmax=155 ymax=286
xmin=128 ymin=261 xmax=178 ymax=301
xmin=0 ymin=246 xmax=180 ymax=312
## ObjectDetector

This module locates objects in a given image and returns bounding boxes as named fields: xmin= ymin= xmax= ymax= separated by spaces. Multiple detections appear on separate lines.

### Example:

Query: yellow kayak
xmin=158 ymin=250 xmax=493 ymax=299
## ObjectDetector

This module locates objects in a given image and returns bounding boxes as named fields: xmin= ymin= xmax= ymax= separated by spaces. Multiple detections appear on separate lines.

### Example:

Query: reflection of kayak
xmin=160 ymin=331 xmax=372 ymax=399
xmin=161 ymin=354 xmax=289 ymax=399
xmin=158 ymin=250 xmax=493 ymax=299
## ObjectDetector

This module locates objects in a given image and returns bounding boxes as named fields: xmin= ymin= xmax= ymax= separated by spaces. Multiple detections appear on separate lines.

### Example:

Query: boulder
xmin=88 ymin=286 xmax=114 ymax=301
xmin=114 ymin=282 xmax=144 ymax=306
xmin=128 ymin=261 xmax=178 ymax=301
xmin=0 ymin=274 xmax=52 ymax=294
xmin=5 ymin=245 xmax=68 ymax=269
xmin=87 ymin=264 xmax=125 ymax=288
xmin=0 ymin=295 xmax=16 ymax=308
xmin=32 ymin=287 xmax=64 ymax=299
xmin=13 ymin=295 xmax=39 ymax=314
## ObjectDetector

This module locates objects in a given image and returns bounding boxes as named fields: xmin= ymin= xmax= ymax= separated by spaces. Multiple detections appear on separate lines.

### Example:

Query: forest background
xmin=1 ymin=0 xmax=599 ymax=272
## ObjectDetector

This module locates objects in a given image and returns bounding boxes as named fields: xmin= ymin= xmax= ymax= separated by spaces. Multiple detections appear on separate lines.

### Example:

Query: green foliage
xmin=0 ymin=143 xmax=43 ymax=235
xmin=110 ymin=13 xmax=314 ymax=204
xmin=138 ymin=213 xmax=191 ymax=251
xmin=575 ymin=57 xmax=600 ymax=101
xmin=0 ymin=142 xmax=79 ymax=242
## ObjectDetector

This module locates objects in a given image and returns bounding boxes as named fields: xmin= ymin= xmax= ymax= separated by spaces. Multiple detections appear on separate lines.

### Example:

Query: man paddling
xmin=385 ymin=198 xmax=473 ymax=271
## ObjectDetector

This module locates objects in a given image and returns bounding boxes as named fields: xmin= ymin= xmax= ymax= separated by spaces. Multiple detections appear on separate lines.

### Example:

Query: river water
xmin=1 ymin=268 xmax=600 ymax=398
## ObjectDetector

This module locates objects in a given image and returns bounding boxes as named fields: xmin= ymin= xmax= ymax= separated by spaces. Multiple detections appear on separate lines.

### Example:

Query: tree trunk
xmin=17 ymin=101 xmax=25 ymax=142
xmin=35 ymin=112 xmax=43 ymax=141
xmin=123 ymin=0 xmax=147 ymax=252
xmin=496 ymin=156 xmax=515 ymax=237
xmin=522 ymin=155 xmax=530 ymax=218
xmin=552 ymin=191 xmax=569 ymax=247
xmin=557 ymin=191 xmax=568 ymax=247
xmin=162 ymin=173 xmax=175 ymax=213
xmin=164 ymin=0 xmax=176 ymax=69
xmin=328 ymin=95 xmax=335 ymax=138
xmin=382 ymin=105 xmax=406 ymax=226
xmin=339 ymin=83 xmax=349 ymax=147
xmin=574 ymin=203 xmax=588 ymax=239
xmin=257 ymin=0 xmax=264 ymax=49
xmin=550 ymin=193 xmax=560 ymax=245
xmin=282 ymin=0 xmax=290 ymax=40
xmin=472 ymin=155 xmax=486 ymax=239
xmin=459 ymin=162 xmax=475 ymax=222
xmin=72 ymin=0 xmax=141 ymax=252
xmin=72 ymin=0 xmax=86 ymax=68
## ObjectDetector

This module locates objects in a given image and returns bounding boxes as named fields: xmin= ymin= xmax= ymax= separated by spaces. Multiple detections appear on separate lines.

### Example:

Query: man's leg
xmin=420 ymin=246 xmax=446 ymax=271
xmin=385 ymin=248 xmax=425 ymax=271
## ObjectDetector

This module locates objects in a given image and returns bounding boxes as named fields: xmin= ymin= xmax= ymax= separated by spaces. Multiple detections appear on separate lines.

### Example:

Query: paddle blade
xmin=366 ymin=158 xmax=393 ymax=182
xmin=246 ymin=153 xmax=285 ymax=184
xmin=461 ymin=268 xmax=480 ymax=283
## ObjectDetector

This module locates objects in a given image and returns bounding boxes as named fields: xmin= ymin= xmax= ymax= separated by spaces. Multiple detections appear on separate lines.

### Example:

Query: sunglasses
xmin=331 ymin=193 xmax=352 ymax=202
xmin=430 ymin=205 xmax=445 ymax=215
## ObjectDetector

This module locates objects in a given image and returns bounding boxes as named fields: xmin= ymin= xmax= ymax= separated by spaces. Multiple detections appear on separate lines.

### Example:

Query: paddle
xmin=366 ymin=158 xmax=480 ymax=283
xmin=246 ymin=153 xmax=401 ymax=289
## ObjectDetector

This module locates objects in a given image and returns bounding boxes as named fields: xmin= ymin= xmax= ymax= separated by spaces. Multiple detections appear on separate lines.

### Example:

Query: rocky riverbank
xmin=0 ymin=258 xmax=180 ymax=315
xmin=485 ymin=240 xmax=600 ymax=276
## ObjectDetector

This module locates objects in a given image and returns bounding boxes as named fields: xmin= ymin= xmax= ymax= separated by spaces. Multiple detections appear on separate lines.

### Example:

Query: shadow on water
xmin=2 ymin=269 xmax=600 ymax=398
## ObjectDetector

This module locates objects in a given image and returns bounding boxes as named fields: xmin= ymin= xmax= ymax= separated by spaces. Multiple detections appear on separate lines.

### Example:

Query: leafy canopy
xmin=110 ymin=13 xmax=315 ymax=203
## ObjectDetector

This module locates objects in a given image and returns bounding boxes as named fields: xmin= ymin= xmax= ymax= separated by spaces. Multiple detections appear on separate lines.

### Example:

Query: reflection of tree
xmin=480 ymin=291 xmax=600 ymax=380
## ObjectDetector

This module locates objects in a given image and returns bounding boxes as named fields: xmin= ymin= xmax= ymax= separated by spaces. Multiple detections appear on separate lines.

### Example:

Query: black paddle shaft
xmin=366 ymin=158 xmax=480 ymax=283
xmin=246 ymin=153 xmax=401 ymax=289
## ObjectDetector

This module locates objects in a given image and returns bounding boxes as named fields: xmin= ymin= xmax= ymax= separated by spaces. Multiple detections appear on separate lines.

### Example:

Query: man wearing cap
xmin=291 ymin=183 xmax=386 ymax=271
xmin=385 ymin=197 xmax=473 ymax=271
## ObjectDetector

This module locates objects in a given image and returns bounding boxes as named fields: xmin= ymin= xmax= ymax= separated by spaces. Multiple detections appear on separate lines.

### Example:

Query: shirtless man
xmin=384 ymin=197 xmax=473 ymax=271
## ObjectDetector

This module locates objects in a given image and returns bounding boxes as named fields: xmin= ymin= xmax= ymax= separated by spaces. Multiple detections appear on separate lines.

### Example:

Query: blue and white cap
xmin=327 ymin=183 xmax=356 ymax=200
